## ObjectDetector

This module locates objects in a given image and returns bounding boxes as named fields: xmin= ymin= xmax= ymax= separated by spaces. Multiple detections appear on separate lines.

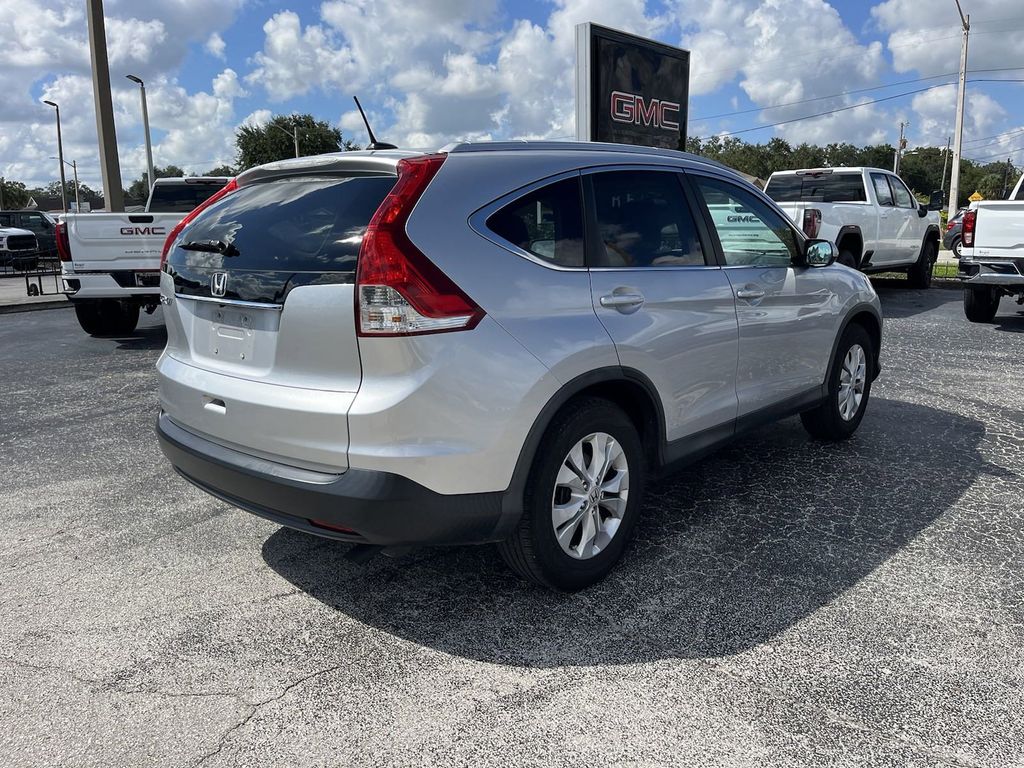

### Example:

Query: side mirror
xmin=801 ymin=239 xmax=836 ymax=268
xmin=928 ymin=190 xmax=944 ymax=211
xmin=917 ymin=205 xmax=928 ymax=218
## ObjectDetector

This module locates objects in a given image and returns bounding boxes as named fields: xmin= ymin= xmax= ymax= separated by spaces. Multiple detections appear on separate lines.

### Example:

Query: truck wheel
xmin=907 ymin=241 xmax=936 ymax=289
xmin=497 ymin=397 xmax=645 ymax=591
xmin=963 ymin=286 xmax=1000 ymax=323
xmin=801 ymin=323 xmax=873 ymax=442
xmin=74 ymin=300 xmax=140 ymax=337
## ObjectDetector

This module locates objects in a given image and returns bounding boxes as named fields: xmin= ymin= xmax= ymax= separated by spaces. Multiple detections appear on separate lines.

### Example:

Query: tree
xmin=204 ymin=164 xmax=236 ymax=177
xmin=235 ymin=114 xmax=358 ymax=170
xmin=125 ymin=165 xmax=187 ymax=205
xmin=1 ymin=179 xmax=31 ymax=209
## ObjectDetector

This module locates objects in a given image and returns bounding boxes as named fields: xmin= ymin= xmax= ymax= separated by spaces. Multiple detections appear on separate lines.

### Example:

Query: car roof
xmin=236 ymin=141 xmax=748 ymax=185
xmin=151 ymin=176 xmax=232 ymax=185
xmin=768 ymin=167 xmax=893 ymax=177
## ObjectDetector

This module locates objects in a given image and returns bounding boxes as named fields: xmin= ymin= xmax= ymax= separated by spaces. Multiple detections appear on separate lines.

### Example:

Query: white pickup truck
xmin=958 ymin=172 xmax=1024 ymax=322
xmin=764 ymin=166 xmax=943 ymax=288
xmin=58 ymin=176 xmax=229 ymax=335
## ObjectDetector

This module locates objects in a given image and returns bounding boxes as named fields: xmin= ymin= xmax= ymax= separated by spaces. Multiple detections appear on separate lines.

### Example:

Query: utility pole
xmin=0 ymin=177 xmax=5 ymax=210
xmin=270 ymin=118 xmax=301 ymax=158
xmin=86 ymin=0 xmax=124 ymax=212
xmin=894 ymin=121 xmax=907 ymax=175
xmin=948 ymin=0 xmax=970 ymax=219
xmin=940 ymin=135 xmax=951 ymax=201
xmin=1002 ymin=157 xmax=1012 ymax=199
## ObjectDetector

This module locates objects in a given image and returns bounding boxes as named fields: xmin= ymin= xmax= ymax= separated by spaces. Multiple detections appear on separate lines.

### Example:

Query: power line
xmin=695 ymin=84 xmax=949 ymax=141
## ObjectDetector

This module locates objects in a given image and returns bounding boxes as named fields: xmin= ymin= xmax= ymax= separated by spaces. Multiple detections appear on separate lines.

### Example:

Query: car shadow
xmin=261 ymin=398 xmax=998 ymax=667
xmin=112 ymin=325 xmax=167 ymax=351
xmin=993 ymin=309 xmax=1024 ymax=333
xmin=872 ymin=281 xmax=960 ymax=318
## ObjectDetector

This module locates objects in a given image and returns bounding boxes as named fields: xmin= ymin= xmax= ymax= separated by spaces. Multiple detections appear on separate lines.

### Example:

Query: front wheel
xmin=801 ymin=324 xmax=873 ymax=441
xmin=498 ymin=398 xmax=645 ymax=591
xmin=907 ymin=241 xmax=936 ymax=289
xmin=963 ymin=286 xmax=1000 ymax=323
xmin=74 ymin=299 xmax=140 ymax=337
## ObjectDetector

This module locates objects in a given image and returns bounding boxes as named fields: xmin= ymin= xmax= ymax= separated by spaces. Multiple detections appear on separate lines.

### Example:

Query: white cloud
xmin=206 ymin=32 xmax=226 ymax=60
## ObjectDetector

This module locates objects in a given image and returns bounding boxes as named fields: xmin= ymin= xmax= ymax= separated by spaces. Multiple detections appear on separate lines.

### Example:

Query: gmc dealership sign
xmin=575 ymin=23 xmax=690 ymax=150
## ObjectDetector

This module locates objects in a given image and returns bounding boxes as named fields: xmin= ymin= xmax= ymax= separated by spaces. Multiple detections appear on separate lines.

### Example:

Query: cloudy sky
xmin=2 ymin=0 xmax=1023 ymax=191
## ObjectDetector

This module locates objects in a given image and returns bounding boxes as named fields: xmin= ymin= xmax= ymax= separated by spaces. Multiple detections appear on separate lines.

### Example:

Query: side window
xmin=694 ymin=176 xmax=797 ymax=267
xmin=889 ymin=176 xmax=916 ymax=208
xmin=589 ymin=170 xmax=705 ymax=268
xmin=486 ymin=177 xmax=584 ymax=267
xmin=871 ymin=173 xmax=894 ymax=206
xmin=0 ymin=213 xmax=12 ymax=228
xmin=24 ymin=213 xmax=46 ymax=231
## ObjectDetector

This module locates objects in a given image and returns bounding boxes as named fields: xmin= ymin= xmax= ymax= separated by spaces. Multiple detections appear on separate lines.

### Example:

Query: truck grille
xmin=5 ymin=235 xmax=36 ymax=251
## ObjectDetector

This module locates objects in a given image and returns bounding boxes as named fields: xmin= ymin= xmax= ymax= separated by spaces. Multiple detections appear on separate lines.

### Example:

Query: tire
xmin=952 ymin=237 xmax=963 ymax=259
xmin=498 ymin=397 xmax=646 ymax=591
xmin=837 ymin=249 xmax=856 ymax=269
xmin=74 ymin=299 xmax=140 ymax=337
xmin=801 ymin=324 xmax=873 ymax=441
xmin=907 ymin=240 xmax=936 ymax=289
xmin=963 ymin=286 xmax=1000 ymax=323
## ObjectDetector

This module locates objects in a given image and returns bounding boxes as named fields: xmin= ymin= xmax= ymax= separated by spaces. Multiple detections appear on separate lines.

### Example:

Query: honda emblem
xmin=211 ymin=272 xmax=228 ymax=298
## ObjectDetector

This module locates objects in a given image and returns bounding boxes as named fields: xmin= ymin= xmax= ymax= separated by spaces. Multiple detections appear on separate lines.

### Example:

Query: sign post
xmin=575 ymin=23 xmax=690 ymax=150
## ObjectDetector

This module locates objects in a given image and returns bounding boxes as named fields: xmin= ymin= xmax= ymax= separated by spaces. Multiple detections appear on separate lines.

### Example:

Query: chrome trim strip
xmin=173 ymin=293 xmax=284 ymax=311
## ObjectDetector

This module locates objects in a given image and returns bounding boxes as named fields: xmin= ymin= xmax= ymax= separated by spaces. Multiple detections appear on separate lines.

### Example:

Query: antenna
xmin=353 ymin=96 xmax=397 ymax=150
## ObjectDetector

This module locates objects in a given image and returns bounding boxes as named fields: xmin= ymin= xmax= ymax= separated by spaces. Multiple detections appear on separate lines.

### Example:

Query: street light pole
xmin=948 ymin=0 xmax=970 ymax=219
xmin=126 ymin=75 xmax=155 ymax=193
xmin=50 ymin=157 xmax=81 ymax=211
xmin=269 ymin=118 xmax=301 ymax=158
xmin=42 ymin=100 xmax=68 ymax=213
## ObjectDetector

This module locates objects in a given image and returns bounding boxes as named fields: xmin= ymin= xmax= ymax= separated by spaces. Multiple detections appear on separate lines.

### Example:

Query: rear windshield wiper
xmin=180 ymin=239 xmax=239 ymax=257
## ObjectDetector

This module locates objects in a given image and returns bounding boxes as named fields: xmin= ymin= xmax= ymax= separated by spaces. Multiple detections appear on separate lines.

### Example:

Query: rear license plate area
xmin=135 ymin=271 xmax=161 ymax=287
xmin=209 ymin=308 xmax=256 ymax=362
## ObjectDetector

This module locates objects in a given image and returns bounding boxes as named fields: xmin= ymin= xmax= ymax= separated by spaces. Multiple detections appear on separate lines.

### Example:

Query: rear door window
xmin=588 ymin=170 xmax=705 ymax=267
xmin=171 ymin=175 xmax=396 ymax=273
xmin=765 ymin=173 xmax=867 ymax=203
xmin=870 ymin=173 xmax=895 ymax=207
xmin=148 ymin=181 xmax=230 ymax=212
xmin=486 ymin=177 xmax=584 ymax=267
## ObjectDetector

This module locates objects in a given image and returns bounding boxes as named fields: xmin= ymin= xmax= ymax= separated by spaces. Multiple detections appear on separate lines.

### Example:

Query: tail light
xmin=55 ymin=221 xmax=72 ymax=262
xmin=961 ymin=209 xmax=976 ymax=247
xmin=946 ymin=219 xmax=956 ymax=231
xmin=159 ymin=177 xmax=238 ymax=270
xmin=356 ymin=154 xmax=484 ymax=336
xmin=802 ymin=208 xmax=822 ymax=239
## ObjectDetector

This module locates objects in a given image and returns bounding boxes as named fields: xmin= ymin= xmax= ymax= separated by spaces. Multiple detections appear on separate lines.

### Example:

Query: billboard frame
xmin=575 ymin=22 xmax=690 ymax=150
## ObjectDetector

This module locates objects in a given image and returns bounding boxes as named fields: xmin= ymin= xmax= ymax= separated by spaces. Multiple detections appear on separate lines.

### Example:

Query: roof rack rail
xmin=441 ymin=140 xmax=733 ymax=170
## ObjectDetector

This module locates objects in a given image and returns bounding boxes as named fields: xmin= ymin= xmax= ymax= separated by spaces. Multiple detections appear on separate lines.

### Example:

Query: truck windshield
xmin=765 ymin=173 xmax=867 ymax=203
xmin=148 ymin=181 xmax=230 ymax=213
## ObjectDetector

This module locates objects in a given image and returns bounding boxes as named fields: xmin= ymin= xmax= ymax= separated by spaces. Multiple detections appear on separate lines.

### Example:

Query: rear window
xmin=765 ymin=173 xmax=866 ymax=203
xmin=172 ymin=175 xmax=396 ymax=273
xmin=148 ymin=180 xmax=230 ymax=212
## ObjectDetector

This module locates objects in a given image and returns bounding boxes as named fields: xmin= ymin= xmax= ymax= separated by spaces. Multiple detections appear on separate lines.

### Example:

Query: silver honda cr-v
xmin=156 ymin=141 xmax=882 ymax=591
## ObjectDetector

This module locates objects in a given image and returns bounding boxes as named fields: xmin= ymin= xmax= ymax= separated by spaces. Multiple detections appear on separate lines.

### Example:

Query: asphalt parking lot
xmin=2 ymin=285 xmax=1023 ymax=767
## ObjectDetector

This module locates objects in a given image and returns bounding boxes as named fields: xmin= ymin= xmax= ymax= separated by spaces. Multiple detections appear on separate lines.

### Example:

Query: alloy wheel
xmin=550 ymin=432 xmax=629 ymax=560
xmin=838 ymin=344 xmax=867 ymax=421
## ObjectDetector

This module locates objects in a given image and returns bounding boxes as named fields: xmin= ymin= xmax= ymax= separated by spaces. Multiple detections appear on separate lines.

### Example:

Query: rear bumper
xmin=61 ymin=270 xmax=160 ymax=300
xmin=156 ymin=412 xmax=509 ymax=546
xmin=958 ymin=257 xmax=1024 ymax=287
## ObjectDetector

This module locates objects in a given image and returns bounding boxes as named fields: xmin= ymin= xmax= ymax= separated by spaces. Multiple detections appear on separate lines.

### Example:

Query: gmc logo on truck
xmin=120 ymin=226 xmax=166 ymax=236
xmin=609 ymin=90 xmax=681 ymax=131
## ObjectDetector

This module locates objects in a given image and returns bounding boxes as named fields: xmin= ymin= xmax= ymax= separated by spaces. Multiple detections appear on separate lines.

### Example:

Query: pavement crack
xmin=191 ymin=663 xmax=346 ymax=767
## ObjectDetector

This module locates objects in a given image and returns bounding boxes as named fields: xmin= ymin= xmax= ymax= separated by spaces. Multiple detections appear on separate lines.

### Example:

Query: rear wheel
xmin=963 ymin=286 xmax=1000 ymax=323
xmin=952 ymin=236 xmax=963 ymax=259
xmin=801 ymin=324 xmax=873 ymax=441
xmin=498 ymin=398 xmax=645 ymax=591
xmin=907 ymin=240 xmax=936 ymax=289
xmin=74 ymin=299 xmax=140 ymax=337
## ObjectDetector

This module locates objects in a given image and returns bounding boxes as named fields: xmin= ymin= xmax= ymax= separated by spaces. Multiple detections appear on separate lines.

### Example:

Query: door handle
xmin=600 ymin=292 xmax=645 ymax=313
xmin=735 ymin=287 xmax=765 ymax=300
